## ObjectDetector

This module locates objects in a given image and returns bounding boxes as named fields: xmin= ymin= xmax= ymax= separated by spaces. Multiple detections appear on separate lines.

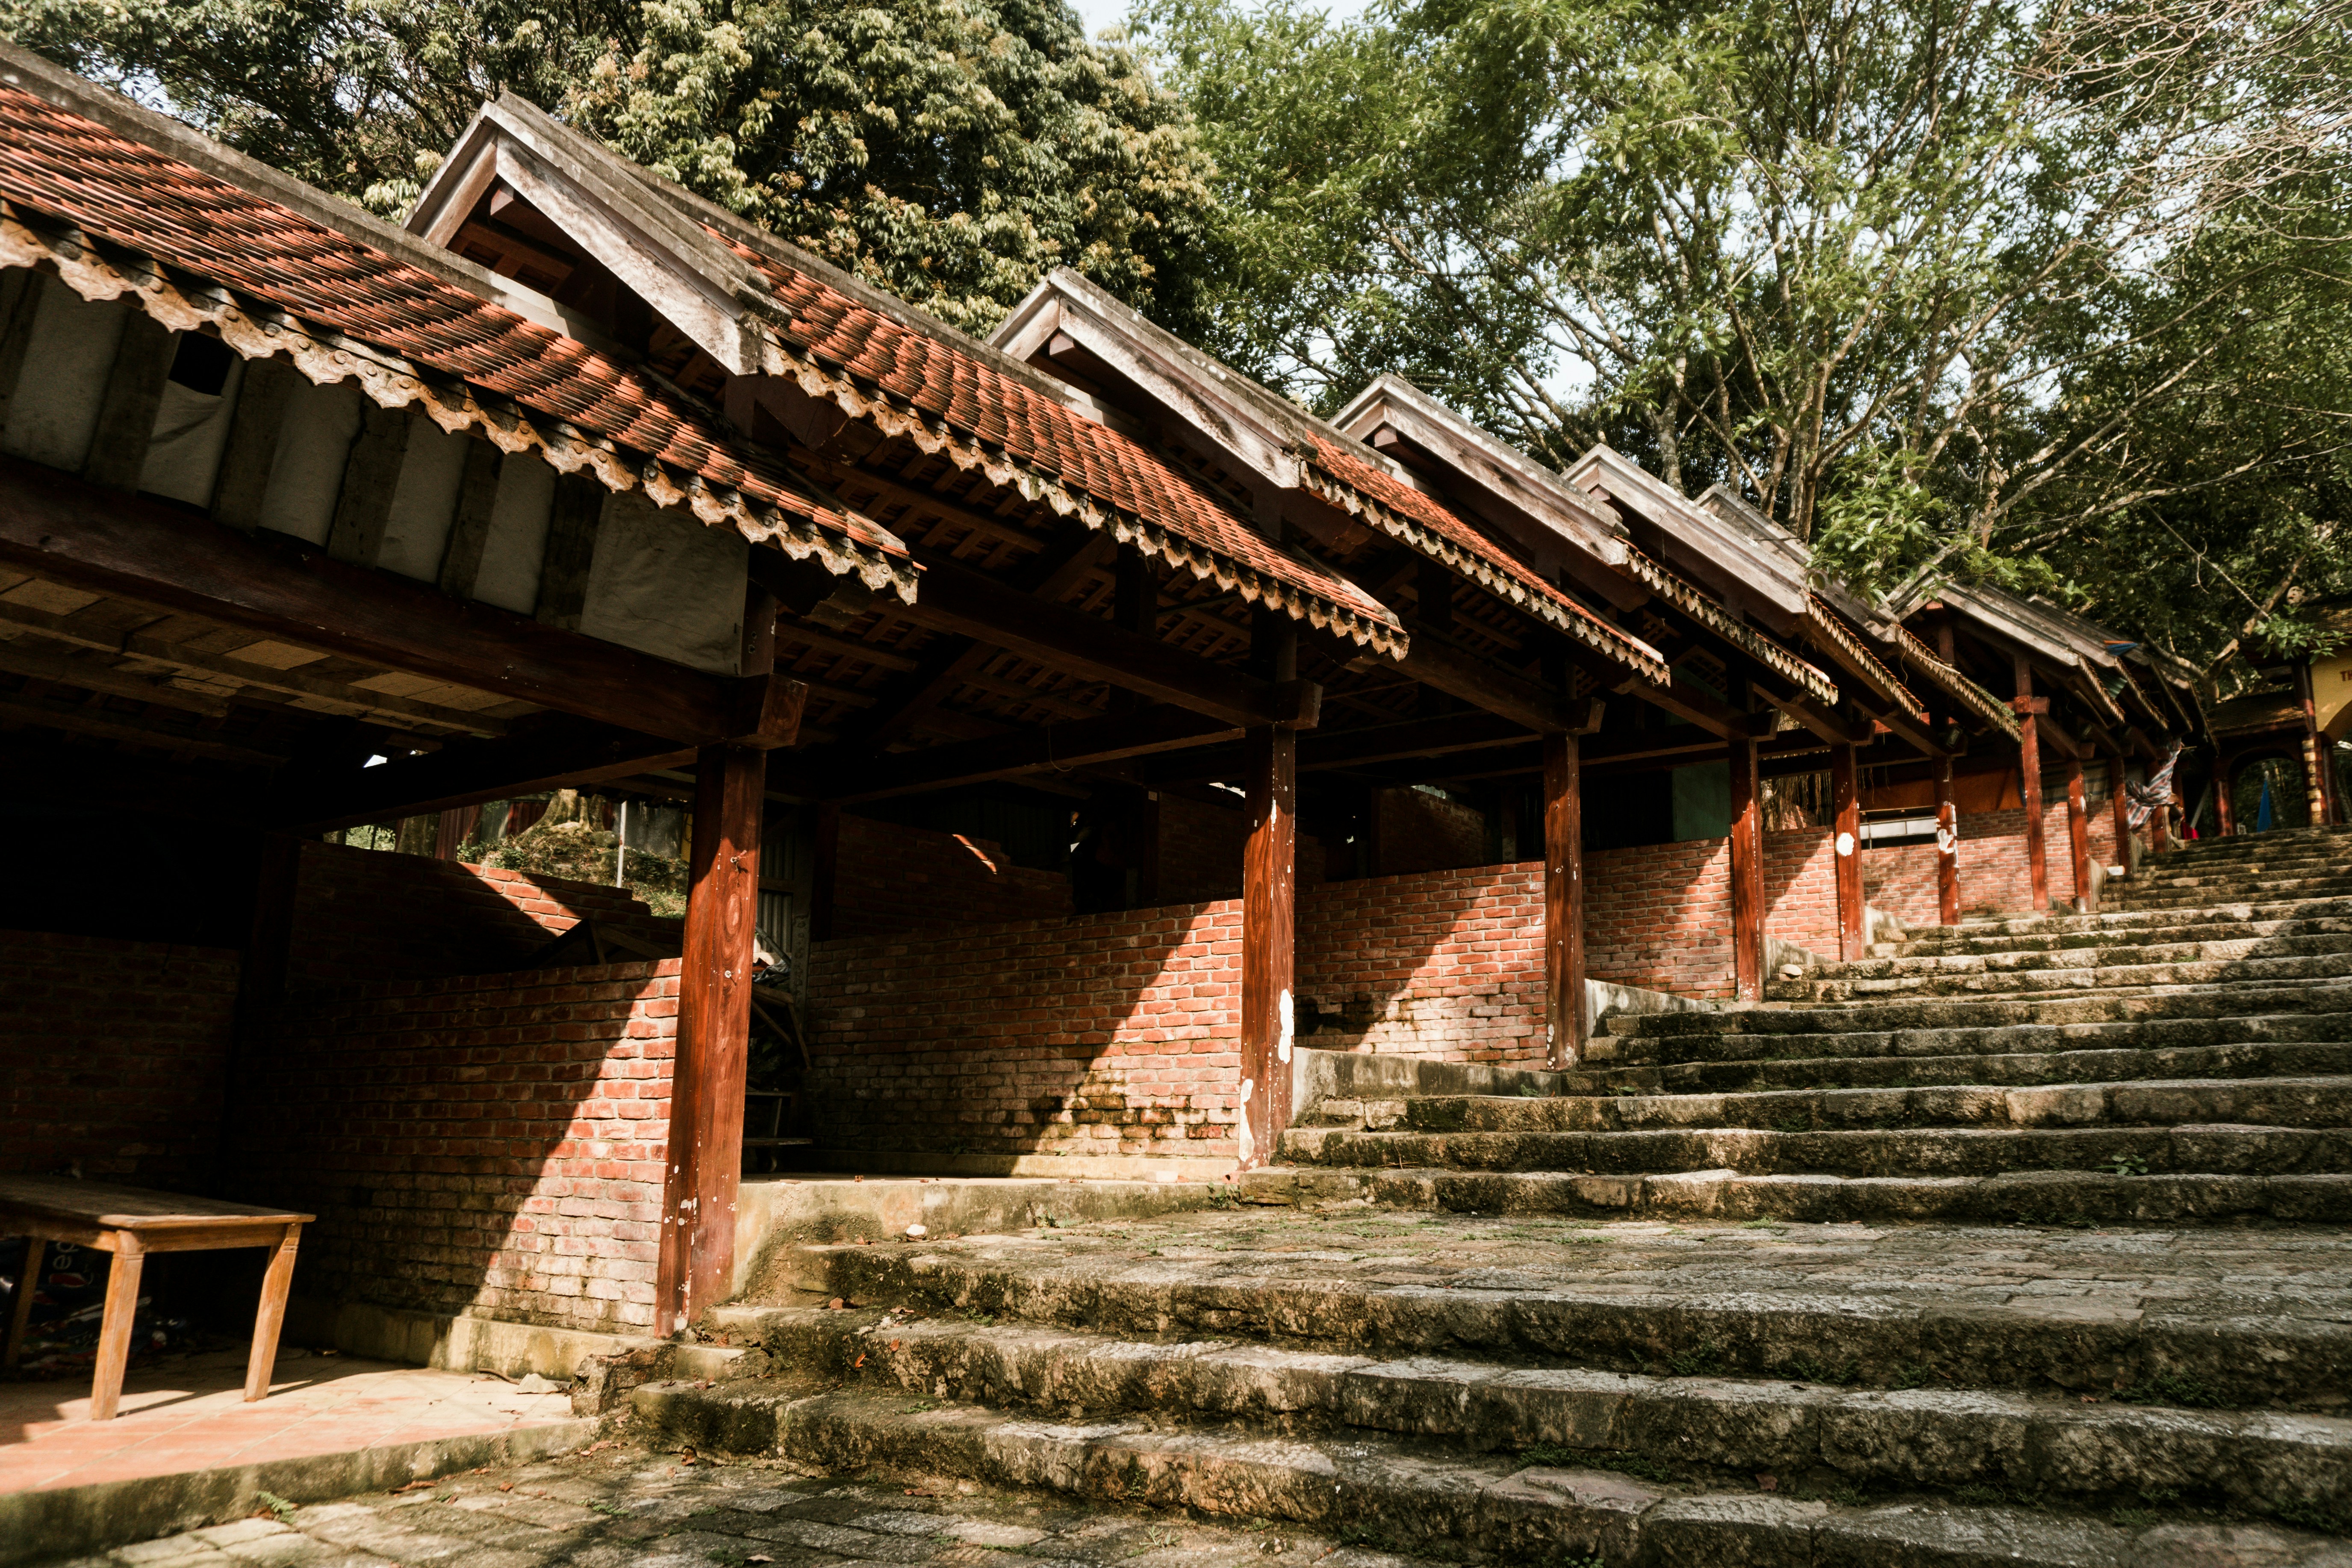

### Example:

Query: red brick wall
xmin=286 ymin=841 xmax=680 ymax=989
xmin=1765 ymin=830 xmax=1842 ymax=958
xmin=1864 ymin=801 xmax=2123 ymax=925
xmin=230 ymin=961 xmax=679 ymax=1335
xmin=1295 ymin=864 xmax=1543 ymax=1063
xmin=1150 ymin=793 xmax=1327 ymax=906
xmin=0 ymin=931 xmax=240 ymax=1187
xmin=1371 ymin=787 xmax=1488 ymax=877
xmin=830 ymin=815 xmax=1073 ymax=939
xmin=808 ymin=902 xmax=1244 ymax=1169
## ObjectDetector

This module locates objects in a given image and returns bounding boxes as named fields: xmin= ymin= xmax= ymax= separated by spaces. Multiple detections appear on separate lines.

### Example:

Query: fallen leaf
xmin=499 ymin=1483 xmax=515 ymax=1493
xmin=390 ymin=1480 xmax=437 ymax=1494
xmin=854 ymin=1355 xmax=867 ymax=1368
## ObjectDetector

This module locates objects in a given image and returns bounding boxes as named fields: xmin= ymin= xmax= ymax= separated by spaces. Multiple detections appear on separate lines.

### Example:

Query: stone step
xmin=2115 ymin=879 xmax=2352 ymax=909
xmin=1379 ymin=1077 xmax=2352 ymax=1135
xmin=767 ymin=1218 xmax=2352 ymax=1410
xmin=1280 ymin=1123 xmax=2352 ymax=1180
xmin=1834 ymin=926 xmax=2352 ymax=973
xmin=1907 ymin=897 xmax=2352 ymax=946
xmin=1246 ymin=1163 xmax=2352 ymax=1225
xmin=683 ymin=1305 xmax=2352 ymax=1518
xmin=1603 ymin=982 xmax=2352 ymax=1049
xmin=1767 ymin=949 xmax=2352 ymax=1004
xmin=1567 ymin=1037 xmax=2352 ymax=1097
xmin=1898 ymin=914 xmax=2352 ymax=959
xmin=619 ymin=1376 xmax=2349 ymax=1568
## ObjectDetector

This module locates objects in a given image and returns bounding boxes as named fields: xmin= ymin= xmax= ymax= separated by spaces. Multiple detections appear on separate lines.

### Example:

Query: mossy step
xmin=1383 ymin=1077 xmax=2352 ymax=1135
xmin=1280 ymin=1123 xmax=2352 ymax=1180
xmin=695 ymin=1306 xmax=2352 ymax=1516
xmin=1606 ymin=983 xmax=2352 ymax=1043
xmin=1768 ymin=950 xmax=2352 ymax=1004
xmin=1565 ymin=1038 xmax=2352 ymax=1096
xmin=623 ymin=1379 xmax=2348 ymax=1567
xmin=1244 ymin=1163 xmax=2352 ymax=1225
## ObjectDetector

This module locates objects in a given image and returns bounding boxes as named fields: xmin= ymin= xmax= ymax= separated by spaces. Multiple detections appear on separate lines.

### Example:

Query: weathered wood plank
xmin=2065 ymin=752 xmax=2094 ymax=912
xmin=2016 ymin=655 xmax=2049 ymax=908
xmin=533 ymin=470 xmax=605 ymax=629
xmin=1832 ymin=741 xmax=1865 ymax=960
xmin=1542 ymin=731 xmax=1584 ymax=1070
xmin=1936 ymin=755 xmax=1960 ymax=925
xmin=1729 ymin=737 xmax=1764 ymax=1000
xmin=209 ymin=357 xmax=298 ymax=530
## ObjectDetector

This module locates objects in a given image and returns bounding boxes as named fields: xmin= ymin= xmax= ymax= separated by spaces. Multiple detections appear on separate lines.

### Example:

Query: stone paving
xmin=44 ymin=1441 xmax=1455 ymax=1568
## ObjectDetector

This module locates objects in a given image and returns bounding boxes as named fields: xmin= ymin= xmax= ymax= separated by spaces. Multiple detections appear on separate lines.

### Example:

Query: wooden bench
xmin=0 ymin=1175 xmax=312 ymax=1421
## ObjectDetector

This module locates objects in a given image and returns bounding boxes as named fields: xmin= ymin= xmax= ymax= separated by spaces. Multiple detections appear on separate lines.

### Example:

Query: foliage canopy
xmin=1 ymin=0 xmax=1220 ymax=335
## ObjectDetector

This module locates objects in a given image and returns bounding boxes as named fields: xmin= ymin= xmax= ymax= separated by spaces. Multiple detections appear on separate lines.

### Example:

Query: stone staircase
xmin=625 ymin=826 xmax=2352 ymax=1565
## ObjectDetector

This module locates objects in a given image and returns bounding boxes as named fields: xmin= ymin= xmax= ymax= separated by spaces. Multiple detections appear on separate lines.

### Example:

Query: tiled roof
xmin=0 ymin=77 xmax=926 ymax=598
xmin=1295 ymin=437 xmax=1672 ymax=684
xmin=722 ymin=241 xmax=1404 ymax=652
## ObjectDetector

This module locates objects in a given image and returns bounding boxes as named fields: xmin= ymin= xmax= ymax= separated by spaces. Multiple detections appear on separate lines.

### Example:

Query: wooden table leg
xmin=4 ymin=1237 xmax=42 ymax=1371
xmin=88 ymin=1234 xmax=143 ymax=1421
xmin=245 ymin=1223 xmax=301 ymax=1403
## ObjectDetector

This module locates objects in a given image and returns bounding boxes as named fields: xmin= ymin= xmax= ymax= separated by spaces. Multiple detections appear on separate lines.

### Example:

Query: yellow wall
xmin=2317 ymin=653 xmax=2352 ymax=740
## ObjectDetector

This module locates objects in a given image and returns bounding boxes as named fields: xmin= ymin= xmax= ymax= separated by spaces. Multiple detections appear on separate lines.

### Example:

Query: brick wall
xmin=1295 ymin=864 xmax=1543 ymax=1063
xmin=286 ymin=840 xmax=680 ymax=988
xmin=230 ymin=961 xmax=679 ymax=1335
xmin=0 ymin=931 xmax=240 ymax=1186
xmin=829 ymin=814 xmax=1073 ymax=939
xmin=807 ymin=902 xmax=1243 ymax=1170
xmin=1371 ymin=786 xmax=1488 ymax=877
xmin=1864 ymin=802 xmax=2124 ymax=925
xmin=1151 ymin=793 xmax=1327 ymax=906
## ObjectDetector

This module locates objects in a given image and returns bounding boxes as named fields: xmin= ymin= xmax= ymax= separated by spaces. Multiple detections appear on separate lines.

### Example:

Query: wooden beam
xmin=0 ymin=637 xmax=234 ymax=717
xmin=897 ymin=555 xmax=1315 ymax=730
xmin=1150 ymin=707 xmax=1553 ymax=785
xmin=1543 ymin=731 xmax=1584 ymax=1069
xmin=0 ymin=600 xmax=508 ymax=734
xmin=0 ymin=456 xmax=775 ymax=744
xmin=1729 ymin=737 xmax=1765 ymax=1000
xmin=1616 ymin=670 xmax=1776 ymax=740
xmin=1238 ymin=724 xmax=1296 ymax=1170
xmin=825 ymin=703 xmax=1244 ymax=801
xmin=1757 ymin=687 xmax=1877 ymax=747
xmin=1389 ymin=636 xmax=1604 ymax=734
xmin=1935 ymin=755 xmax=1960 ymax=925
xmin=1831 ymin=742 xmax=1864 ymax=960
xmin=276 ymin=708 xmax=788 ymax=832
xmin=657 ymin=740 xmax=766 ymax=1334
xmin=775 ymin=621 xmax=923 ymax=675
xmin=0 ymin=689 xmax=290 ymax=767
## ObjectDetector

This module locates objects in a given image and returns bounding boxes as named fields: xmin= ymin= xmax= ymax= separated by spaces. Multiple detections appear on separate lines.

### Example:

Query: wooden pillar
xmin=2016 ymin=657 xmax=2049 ymax=908
xmin=2298 ymin=664 xmax=2334 ymax=824
xmin=2064 ymin=754 xmax=2093 ymax=911
xmin=2216 ymin=759 xmax=2238 ymax=837
xmin=1542 ymin=733 xmax=1584 ymax=1069
xmin=1830 ymin=743 xmax=1865 ymax=959
xmin=1934 ymin=755 xmax=1960 ymax=925
xmin=2108 ymin=754 xmax=2133 ymax=872
xmin=655 ymin=743 xmax=766 ymax=1334
xmin=1238 ymin=724 xmax=1297 ymax=1169
xmin=1728 ymin=737 xmax=1765 ymax=1000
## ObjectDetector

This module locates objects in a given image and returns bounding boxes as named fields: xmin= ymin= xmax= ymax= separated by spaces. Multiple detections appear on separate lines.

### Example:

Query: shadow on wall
xmin=801 ymin=824 xmax=1845 ymax=1175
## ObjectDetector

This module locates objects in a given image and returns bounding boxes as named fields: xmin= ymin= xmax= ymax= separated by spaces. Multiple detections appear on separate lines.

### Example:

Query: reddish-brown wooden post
xmin=2108 ymin=753 xmax=2133 ymax=873
xmin=656 ymin=742 xmax=766 ymax=1333
xmin=2298 ymin=663 xmax=2334 ymax=825
xmin=1934 ymin=755 xmax=1960 ymax=925
xmin=2216 ymin=758 xmax=2238 ymax=837
xmin=1542 ymin=732 xmax=1584 ymax=1069
xmin=2016 ymin=657 xmax=2049 ymax=908
xmin=2064 ymin=754 xmax=2094 ymax=911
xmin=1238 ymin=723 xmax=1297 ymax=1168
xmin=1830 ymin=743 xmax=1865 ymax=958
xmin=1728 ymin=737 xmax=1765 ymax=1000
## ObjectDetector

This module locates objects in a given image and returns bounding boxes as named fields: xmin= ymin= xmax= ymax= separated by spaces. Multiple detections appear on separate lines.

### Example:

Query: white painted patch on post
xmin=1836 ymin=831 xmax=1855 ymax=857
xmin=1277 ymin=989 xmax=1293 ymax=1063
xmin=1236 ymin=1078 xmax=1256 ymax=1167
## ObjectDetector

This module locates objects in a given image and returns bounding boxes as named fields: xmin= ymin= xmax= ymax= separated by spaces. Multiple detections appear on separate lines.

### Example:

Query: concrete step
xmin=621 ymin=1376 xmax=2350 ymax=1567
xmin=1245 ymin=1163 xmax=2352 ymax=1225
xmin=1904 ymin=897 xmax=2352 ymax=946
xmin=1601 ymin=982 xmax=2352 ymax=1052
xmin=1565 ymin=1037 xmax=2352 ymax=1097
xmin=1767 ymin=949 xmax=2352 ymax=1003
xmin=1279 ymin=1123 xmax=2352 ymax=1180
xmin=681 ymin=1306 xmax=2352 ymax=1517
xmin=2115 ymin=879 xmax=2352 ymax=909
xmin=1379 ymin=1077 xmax=2352 ymax=1135
xmin=766 ymin=1218 xmax=2352 ymax=1411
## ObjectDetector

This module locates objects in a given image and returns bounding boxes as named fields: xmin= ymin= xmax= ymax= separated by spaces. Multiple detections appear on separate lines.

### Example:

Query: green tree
xmin=1 ymin=0 xmax=1220 ymax=334
xmin=1141 ymin=0 xmax=2352 ymax=679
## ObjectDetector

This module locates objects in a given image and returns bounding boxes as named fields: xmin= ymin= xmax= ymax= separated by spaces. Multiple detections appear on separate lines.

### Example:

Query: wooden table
xmin=1 ymin=1175 xmax=312 ymax=1421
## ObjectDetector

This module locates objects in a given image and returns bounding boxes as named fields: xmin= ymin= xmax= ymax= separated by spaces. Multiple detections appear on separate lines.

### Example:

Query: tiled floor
xmin=0 ymin=1347 xmax=575 ymax=1493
